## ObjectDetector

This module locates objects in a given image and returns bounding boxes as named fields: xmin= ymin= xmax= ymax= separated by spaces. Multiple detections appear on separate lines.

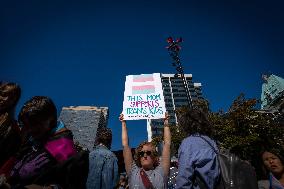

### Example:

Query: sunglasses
xmin=138 ymin=150 xmax=152 ymax=157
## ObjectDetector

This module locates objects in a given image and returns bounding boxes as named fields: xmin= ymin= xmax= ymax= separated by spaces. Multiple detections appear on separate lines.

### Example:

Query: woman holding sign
xmin=119 ymin=113 xmax=171 ymax=189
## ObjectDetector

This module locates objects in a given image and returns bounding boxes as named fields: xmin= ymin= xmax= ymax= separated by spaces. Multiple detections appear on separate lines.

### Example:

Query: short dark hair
xmin=18 ymin=96 xmax=57 ymax=129
xmin=0 ymin=82 xmax=21 ymax=109
xmin=95 ymin=127 xmax=112 ymax=149
xmin=177 ymin=108 xmax=213 ymax=137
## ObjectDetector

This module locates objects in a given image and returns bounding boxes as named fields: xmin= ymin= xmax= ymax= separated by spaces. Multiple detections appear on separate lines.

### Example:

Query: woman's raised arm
xmin=119 ymin=114 xmax=133 ymax=175
xmin=161 ymin=112 xmax=171 ymax=177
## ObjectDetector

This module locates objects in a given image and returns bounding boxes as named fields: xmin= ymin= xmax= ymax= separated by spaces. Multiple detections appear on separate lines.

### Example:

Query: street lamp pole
xmin=166 ymin=37 xmax=192 ymax=108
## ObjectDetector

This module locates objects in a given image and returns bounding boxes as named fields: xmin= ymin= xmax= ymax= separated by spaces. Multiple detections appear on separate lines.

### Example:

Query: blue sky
xmin=1 ymin=0 xmax=283 ymax=150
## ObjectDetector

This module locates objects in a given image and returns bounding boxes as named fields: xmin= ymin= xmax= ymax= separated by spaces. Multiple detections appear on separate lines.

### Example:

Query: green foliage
xmin=209 ymin=94 xmax=284 ymax=179
xmin=170 ymin=125 xmax=187 ymax=156
xmin=151 ymin=135 xmax=162 ymax=147
xmin=170 ymin=95 xmax=284 ymax=177
xmin=152 ymin=124 xmax=186 ymax=156
xmin=192 ymin=98 xmax=210 ymax=115
xmin=211 ymin=94 xmax=284 ymax=162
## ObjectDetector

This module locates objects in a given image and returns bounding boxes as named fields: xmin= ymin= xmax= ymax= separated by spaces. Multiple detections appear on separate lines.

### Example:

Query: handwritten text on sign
xmin=123 ymin=73 xmax=166 ymax=120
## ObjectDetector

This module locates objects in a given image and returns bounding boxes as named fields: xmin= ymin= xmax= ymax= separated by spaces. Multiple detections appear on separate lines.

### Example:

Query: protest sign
xmin=123 ymin=73 xmax=166 ymax=120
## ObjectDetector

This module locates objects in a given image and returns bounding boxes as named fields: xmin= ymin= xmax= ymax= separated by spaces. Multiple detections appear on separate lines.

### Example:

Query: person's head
xmin=18 ymin=96 xmax=57 ymax=141
xmin=261 ymin=149 xmax=284 ymax=178
xmin=95 ymin=127 xmax=112 ymax=149
xmin=177 ymin=108 xmax=213 ymax=137
xmin=0 ymin=82 xmax=21 ymax=114
xmin=134 ymin=141 xmax=159 ymax=170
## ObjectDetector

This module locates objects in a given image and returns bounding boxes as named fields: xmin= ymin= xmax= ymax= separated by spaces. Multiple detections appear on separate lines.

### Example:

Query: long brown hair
xmin=177 ymin=108 xmax=213 ymax=138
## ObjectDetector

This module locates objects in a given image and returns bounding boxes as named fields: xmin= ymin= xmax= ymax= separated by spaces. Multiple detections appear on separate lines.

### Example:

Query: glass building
xmin=148 ymin=73 xmax=203 ymax=140
xmin=261 ymin=74 xmax=284 ymax=110
xmin=259 ymin=74 xmax=284 ymax=124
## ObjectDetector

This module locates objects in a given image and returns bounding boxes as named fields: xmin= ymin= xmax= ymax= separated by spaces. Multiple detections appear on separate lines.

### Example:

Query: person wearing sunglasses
xmin=119 ymin=113 xmax=171 ymax=189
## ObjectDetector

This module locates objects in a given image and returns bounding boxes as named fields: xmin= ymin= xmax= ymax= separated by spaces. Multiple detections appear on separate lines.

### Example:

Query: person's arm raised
xmin=162 ymin=112 xmax=171 ymax=177
xmin=119 ymin=114 xmax=133 ymax=175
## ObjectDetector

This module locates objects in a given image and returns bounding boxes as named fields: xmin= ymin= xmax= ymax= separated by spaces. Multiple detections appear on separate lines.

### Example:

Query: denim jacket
xmin=86 ymin=144 xmax=118 ymax=189
xmin=176 ymin=134 xmax=219 ymax=189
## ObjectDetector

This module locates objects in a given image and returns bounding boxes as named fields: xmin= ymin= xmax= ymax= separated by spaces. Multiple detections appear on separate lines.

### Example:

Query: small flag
xmin=133 ymin=74 xmax=154 ymax=82
xmin=132 ymin=85 xmax=155 ymax=95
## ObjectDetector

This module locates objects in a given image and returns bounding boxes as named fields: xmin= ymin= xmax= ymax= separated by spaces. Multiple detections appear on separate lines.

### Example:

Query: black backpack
xmin=198 ymin=136 xmax=258 ymax=189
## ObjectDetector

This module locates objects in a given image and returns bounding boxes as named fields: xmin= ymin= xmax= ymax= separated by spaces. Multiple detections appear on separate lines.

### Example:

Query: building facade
xmin=148 ymin=73 xmax=203 ymax=140
xmin=59 ymin=106 xmax=109 ymax=151
xmin=260 ymin=74 xmax=284 ymax=123
xmin=261 ymin=74 xmax=284 ymax=110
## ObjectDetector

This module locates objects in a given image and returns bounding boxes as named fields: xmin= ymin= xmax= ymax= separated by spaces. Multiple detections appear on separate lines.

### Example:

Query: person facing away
xmin=0 ymin=82 xmax=22 ymax=168
xmin=5 ymin=96 xmax=76 ymax=187
xmin=175 ymin=108 xmax=220 ymax=189
xmin=258 ymin=149 xmax=284 ymax=189
xmin=86 ymin=127 xmax=119 ymax=189
xmin=119 ymin=113 xmax=171 ymax=189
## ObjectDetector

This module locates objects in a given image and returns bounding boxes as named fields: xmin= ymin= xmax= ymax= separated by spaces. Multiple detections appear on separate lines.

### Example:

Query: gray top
xmin=128 ymin=163 xmax=166 ymax=189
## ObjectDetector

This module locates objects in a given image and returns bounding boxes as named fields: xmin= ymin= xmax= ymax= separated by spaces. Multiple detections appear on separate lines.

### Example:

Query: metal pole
xmin=166 ymin=37 xmax=192 ymax=108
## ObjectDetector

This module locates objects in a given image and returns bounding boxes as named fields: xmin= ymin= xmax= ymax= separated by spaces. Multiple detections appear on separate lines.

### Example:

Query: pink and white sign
xmin=123 ymin=73 xmax=166 ymax=120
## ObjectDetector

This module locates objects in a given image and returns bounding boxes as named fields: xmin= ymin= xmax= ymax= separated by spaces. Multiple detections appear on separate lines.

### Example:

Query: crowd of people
xmin=0 ymin=81 xmax=284 ymax=189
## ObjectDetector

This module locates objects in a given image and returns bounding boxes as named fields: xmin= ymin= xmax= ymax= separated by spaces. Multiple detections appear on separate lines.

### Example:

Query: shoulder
xmin=180 ymin=136 xmax=194 ymax=145
xmin=179 ymin=135 xmax=218 ymax=156
xmin=128 ymin=163 xmax=140 ymax=179
xmin=181 ymin=134 xmax=207 ymax=143
xmin=107 ymin=150 xmax=118 ymax=161
xmin=180 ymin=135 xmax=209 ymax=148
xmin=190 ymin=135 xmax=217 ymax=147
xmin=131 ymin=162 xmax=139 ymax=170
xmin=130 ymin=163 xmax=139 ymax=173
xmin=91 ymin=147 xmax=117 ymax=160
xmin=179 ymin=136 xmax=197 ymax=153
xmin=154 ymin=163 xmax=164 ymax=174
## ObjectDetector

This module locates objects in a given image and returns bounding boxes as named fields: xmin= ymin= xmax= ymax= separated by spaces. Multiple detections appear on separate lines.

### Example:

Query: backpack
xmin=198 ymin=136 xmax=258 ymax=189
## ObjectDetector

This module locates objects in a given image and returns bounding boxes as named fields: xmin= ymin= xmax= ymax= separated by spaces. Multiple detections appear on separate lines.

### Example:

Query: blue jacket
xmin=176 ymin=135 xmax=220 ymax=189
xmin=86 ymin=144 xmax=118 ymax=189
